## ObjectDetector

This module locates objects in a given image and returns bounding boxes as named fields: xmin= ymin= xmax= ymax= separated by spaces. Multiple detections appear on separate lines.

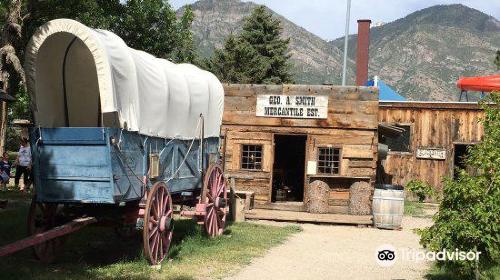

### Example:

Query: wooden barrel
xmin=372 ymin=184 xmax=405 ymax=229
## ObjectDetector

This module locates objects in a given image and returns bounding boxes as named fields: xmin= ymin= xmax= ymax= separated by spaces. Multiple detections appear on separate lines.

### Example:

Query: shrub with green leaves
xmin=417 ymin=93 xmax=500 ymax=280
xmin=406 ymin=179 xmax=435 ymax=202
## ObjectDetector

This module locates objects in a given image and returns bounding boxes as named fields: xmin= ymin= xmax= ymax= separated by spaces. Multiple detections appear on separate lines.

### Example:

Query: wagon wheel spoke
xmin=215 ymin=173 xmax=224 ymax=196
xmin=216 ymin=211 xmax=223 ymax=229
xmin=166 ymin=209 xmax=173 ymax=217
xmin=206 ymin=193 xmax=214 ymax=203
xmin=213 ymin=212 xmax=219 ymax=236
xmin=155 ymin=192 xmax=161 ymax=219
xmin=161 ymin=233 xmax=171 ymax=255
xmin=159 ymin=234 xmax=163 ymax=261
xmin=151 ymin=202 xmax=159 ymax=219
xmin=151 ymin=233 xmax=159 ymax=258
xmin=216 ymin=208 xmax=225 ymax=217
xmin=159 ymin=187 xmax=165 ymax=216
xmin=162 ymin=190 xmax=169 ymax=216
xmin=149 ymin=226 xmax=158 ymax=239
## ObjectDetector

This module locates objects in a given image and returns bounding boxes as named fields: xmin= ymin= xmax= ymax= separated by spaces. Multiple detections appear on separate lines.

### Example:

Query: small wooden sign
xmin=307 ymin=160 xmax=317 ymax=175
xmin=416 ymin=147 xmax=446 ymax=160
xmin=256 ymin=94 xmax=328 ymax=119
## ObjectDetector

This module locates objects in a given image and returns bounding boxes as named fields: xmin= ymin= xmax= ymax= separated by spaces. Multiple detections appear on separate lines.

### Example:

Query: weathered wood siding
xmin=378 ymin=102 xmax=484 ymax=192
xmin=222 ymin=84 xmax=379 ymax=210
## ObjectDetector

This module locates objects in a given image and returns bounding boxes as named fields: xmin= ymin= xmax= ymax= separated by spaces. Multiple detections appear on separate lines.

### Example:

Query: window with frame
xmin=317 ymin=147 xmax=340 ymax=174
xmin=241 ymin=145 xmax=263 ymax=170
xmin=386 ymin=125 xmax=411 ymax=153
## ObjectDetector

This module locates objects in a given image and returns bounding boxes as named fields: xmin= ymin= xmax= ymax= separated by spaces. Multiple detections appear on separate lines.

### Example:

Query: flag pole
xmin=341 ymin=0 xmax=351 ymax=86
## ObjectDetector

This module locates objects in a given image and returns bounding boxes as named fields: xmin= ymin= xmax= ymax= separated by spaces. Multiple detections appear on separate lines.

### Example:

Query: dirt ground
xmin=224 ymin=216 xmax=434 ymax=280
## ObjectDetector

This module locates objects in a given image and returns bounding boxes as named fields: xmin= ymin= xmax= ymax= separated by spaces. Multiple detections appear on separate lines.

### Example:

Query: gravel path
xmin=225 ymin=216 xmax=433 ymax=280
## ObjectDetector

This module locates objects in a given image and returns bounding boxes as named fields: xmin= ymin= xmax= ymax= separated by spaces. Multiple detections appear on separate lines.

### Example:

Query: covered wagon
xmin=0 ymin=19 xmax=228 ymax=265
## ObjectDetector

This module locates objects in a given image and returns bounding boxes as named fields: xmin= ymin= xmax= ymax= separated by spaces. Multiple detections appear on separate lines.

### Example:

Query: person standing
xmin=14 ymin=137 xmax=31 ymax=192
xmin=0 ymin=152 xmax=11 ymax=192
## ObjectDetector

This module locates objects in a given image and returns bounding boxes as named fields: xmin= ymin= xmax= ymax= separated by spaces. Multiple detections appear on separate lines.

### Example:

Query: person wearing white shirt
xmin=14 ymin=137 xmax=31 ymax=192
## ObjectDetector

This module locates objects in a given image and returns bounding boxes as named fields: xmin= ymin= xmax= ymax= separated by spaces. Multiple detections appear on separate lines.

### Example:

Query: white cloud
xmin=169 ymin=0 xmax=500 ymax=39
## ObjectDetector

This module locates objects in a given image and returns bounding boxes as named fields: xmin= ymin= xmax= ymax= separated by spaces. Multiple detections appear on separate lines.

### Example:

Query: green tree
xmin=417 ymin=93 xmax=500 ymax=279
xmin=207 ymin=5 xmax=293 ymax=84
xmin=175 ymin=5 xmax=198 ymax=64
xmin=0 ymin=0 xmax=199 ymax=152
xmin=114 ymin=0 xmax=198 ymax=63
xmin=206 ymin=33 xmax=269 ymax=83
xmin=240 ymin=5 xmax=293 ymax=84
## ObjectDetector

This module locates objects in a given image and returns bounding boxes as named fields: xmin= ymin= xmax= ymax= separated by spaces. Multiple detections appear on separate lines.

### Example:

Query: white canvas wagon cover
xmin=25 ymin=19 xmax=224 ymax=139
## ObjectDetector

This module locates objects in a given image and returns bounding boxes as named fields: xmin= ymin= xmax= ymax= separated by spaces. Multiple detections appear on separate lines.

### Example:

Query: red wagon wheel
xmin=202 ymin=164 xmax=227 ymax=238
xmin=143 ymin=182 xmax=174 ymax=265
xmin=27 ymin=195 xmax=65 ymax=263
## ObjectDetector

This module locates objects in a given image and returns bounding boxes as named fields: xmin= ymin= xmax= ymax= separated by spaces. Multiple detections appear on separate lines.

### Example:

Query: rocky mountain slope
xmin=180 ymin=1 xmax=500 ymax=101
xmin=331 ymin=4 xmax=500 ymax=101
xmin=178 ymin=0 xmax=355 ymax=85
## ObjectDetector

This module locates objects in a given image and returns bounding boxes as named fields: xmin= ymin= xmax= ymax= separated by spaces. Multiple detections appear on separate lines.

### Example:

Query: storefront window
xmin=317 ymin=147 xmax=340 ymax=174
xmin=386 ymin=125 xmax=411 ymax=152
xmin=241 ymin=145 xmax=263 ymax=170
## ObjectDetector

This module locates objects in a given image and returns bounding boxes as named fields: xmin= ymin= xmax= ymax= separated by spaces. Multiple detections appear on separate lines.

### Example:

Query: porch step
xmin=245 ymin=209 xmax=373 ymax=225
xmin=254 ymin=202 xmax=305 ymax=212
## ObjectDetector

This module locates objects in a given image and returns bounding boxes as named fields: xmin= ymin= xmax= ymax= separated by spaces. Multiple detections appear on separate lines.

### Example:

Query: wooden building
xmin=378 ymin=101 xmax=484 ymax=192
xmin=221 ymin=84 xmax=379 ymax=214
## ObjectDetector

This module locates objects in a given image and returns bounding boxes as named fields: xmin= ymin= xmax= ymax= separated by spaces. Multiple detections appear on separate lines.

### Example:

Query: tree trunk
xmin=0 ymin=0 xmax=27 ymax=153
xmin=0 ymin=97 xmax=7 ymax=155
xmin=307 ymin=180 xmax=329 ymax=214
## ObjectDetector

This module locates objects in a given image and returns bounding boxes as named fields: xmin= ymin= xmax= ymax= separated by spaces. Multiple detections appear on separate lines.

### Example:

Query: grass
xmin=0 ymin=190 xmax=302 ymax=280
xmin=425 ymin=264 xmax=500 ymax=280
xmin=404 ymin=200 xmax=437 ymax=218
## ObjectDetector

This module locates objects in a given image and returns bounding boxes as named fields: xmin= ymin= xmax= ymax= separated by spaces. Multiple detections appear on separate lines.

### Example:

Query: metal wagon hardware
xmin=0 ymin=19 xmax=227 ymax=265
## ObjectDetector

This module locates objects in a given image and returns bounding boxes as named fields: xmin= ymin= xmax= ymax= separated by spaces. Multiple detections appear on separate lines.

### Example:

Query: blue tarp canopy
xmin=365 ymin=79 xmax=406 ymax=101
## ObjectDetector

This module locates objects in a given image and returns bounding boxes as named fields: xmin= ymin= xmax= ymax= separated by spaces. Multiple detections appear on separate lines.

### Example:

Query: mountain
xmin=180 ymin=1 xmax=500 ymax=101
xmin=178 ymin=0 xmax=355 ymax=85
xmin=330 ymin=4 xmax=500 ymax=101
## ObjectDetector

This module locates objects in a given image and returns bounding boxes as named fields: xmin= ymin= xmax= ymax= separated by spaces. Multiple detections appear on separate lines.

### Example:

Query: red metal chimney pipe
xmin=356 ymin=19 xmax=371 ymax=86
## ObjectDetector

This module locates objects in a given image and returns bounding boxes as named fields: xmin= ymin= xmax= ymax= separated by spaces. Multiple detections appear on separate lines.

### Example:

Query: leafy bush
xmin=406 ymin=179 xmax=435 ymax=202
xmin=417 ymin=93 xmax=500 ymax=280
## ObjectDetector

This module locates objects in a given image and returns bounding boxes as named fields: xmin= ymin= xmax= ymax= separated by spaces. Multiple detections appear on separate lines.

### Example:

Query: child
xmin=0 ymin=152 xmax=12 ymax=192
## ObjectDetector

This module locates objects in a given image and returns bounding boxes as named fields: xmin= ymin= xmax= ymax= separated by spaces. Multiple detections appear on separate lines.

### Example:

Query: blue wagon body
xmin=31 ymin=127 xmax=219 ymax=204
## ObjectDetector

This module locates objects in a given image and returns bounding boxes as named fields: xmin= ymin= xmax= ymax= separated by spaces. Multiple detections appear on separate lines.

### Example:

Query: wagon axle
xmin=159 ymin=216 xmax=174 ymax=232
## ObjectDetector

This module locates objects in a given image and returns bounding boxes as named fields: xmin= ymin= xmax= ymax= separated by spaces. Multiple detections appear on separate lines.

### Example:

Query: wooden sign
xmin=416 ymin=147 xmax=446 ymax=160
xmin=256 ymin=94 xmax=328 ymax=119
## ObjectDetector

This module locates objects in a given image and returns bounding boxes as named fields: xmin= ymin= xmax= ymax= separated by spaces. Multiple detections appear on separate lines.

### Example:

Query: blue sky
xmin=169 ymin=0 xmax=500 ymax=40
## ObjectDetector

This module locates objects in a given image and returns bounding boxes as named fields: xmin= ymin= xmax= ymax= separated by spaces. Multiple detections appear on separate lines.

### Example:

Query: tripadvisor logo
xmin=376 ymin=244 xmax=481 ymax=267
xmin=376 ymin=244 xmax=397 ymax=267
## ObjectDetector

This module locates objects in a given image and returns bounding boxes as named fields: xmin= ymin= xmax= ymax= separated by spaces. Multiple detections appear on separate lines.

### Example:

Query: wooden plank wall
xmin=222 ymin=84 xmax=379 ymax=209
xmin=378 ymin=102 xmax=484 ymax=192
